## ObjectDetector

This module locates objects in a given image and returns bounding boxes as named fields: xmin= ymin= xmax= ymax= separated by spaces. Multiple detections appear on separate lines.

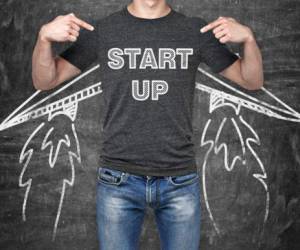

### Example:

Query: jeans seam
xmin=168 ymin=174 xmax=199 ymax=186
xmin=156 ymin=178 xmax=160 ymax=209
xmin=98 ymin=169 xmax=128 ymax=186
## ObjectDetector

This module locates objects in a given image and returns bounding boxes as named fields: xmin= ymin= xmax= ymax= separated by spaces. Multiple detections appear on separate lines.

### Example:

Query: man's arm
xmin=201 ymin=16 xmax=264 ymax=90
xmin=32 ymin=13 xmax=94 ymax=91
xmin=32 ymin=36 xmax=81 ymax=90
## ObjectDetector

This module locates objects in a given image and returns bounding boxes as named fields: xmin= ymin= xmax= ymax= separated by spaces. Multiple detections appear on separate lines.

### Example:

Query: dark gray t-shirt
xmin=60 ymin=6 xmax=239 ymax=176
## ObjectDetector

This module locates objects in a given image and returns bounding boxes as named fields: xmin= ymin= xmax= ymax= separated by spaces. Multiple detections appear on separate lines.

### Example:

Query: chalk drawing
xmin=1 ymin=64 xmax=102 ymax=240
xmin=196 ymin=66 xmax=300 ymax=235
xmin=0 ymin=64 xmax=101 ymax=131
xmin=197 ymin=67 xmax=300 ymax=122
xmin=1 ymin=61 xmax=299 ymax=240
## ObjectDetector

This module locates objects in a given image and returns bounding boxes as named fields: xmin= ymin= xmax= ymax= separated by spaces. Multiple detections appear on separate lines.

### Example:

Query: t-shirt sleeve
xmin=59 ymin=20 xmax=99 ymax=72
xmin=197 ymin=18 xmax=239 ymax=73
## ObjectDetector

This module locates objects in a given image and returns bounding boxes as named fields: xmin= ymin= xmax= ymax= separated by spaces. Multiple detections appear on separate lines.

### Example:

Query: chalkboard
xmin=0 ymin=0 xmax=299 ymax=249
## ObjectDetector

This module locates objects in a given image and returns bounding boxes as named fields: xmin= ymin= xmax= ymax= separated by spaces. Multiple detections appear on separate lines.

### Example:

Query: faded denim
xmin=96 ymin=166 xmax=201 ymax=250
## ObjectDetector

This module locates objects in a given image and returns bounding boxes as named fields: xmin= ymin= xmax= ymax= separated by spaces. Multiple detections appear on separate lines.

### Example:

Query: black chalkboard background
xmin=0 ymin=0 xmax=299 ymax=249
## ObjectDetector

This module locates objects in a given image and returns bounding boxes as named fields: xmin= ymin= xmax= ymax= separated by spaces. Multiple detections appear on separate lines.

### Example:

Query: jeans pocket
xmin=168 ymin=171 xmax=199 ymax=186
xmin=97 ymin=167 xmax=128 ymax=186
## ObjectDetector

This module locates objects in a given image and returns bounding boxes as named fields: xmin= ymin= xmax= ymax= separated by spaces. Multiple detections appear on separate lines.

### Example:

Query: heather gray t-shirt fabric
xmin=60 ymin=6 xmax=239 ymax=176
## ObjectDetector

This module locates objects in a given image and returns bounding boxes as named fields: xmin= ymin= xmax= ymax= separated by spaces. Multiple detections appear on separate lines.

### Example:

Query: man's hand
xmin=39 ymin=13 xmax=94 ymax=43
xmin=200 ymin=16 xmax=254 ymax=44
xmin=32 ymin=13 xmax=93 ymax=90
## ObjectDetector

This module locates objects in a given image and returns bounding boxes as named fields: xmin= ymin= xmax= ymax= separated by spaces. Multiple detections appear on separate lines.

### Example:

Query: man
xmin=32 ymin=0 xmax=263 ymax=249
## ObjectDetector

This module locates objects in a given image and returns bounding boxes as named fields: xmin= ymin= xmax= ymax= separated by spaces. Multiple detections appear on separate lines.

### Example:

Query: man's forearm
xmin=32 ymin=29 xmax=57 ymax=90
xmin=240 ymin=34 xmax=264 ymax=89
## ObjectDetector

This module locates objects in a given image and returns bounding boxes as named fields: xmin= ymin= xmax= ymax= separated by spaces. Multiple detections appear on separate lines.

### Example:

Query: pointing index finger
xmin=200 ymin=18 xmax=224 ymax=33
xmin=70 ymin=15 xmax=94 ymax=31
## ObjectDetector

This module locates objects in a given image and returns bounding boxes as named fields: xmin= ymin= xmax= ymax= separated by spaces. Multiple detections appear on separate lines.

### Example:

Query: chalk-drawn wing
xmin=0 ymin=64 xmax=101 ymax=131
xmin=0 ymin=64 xmax=101 ymax=241
xmin=1 ymin=60 xmax=299 ymax=242
xmin=19 ymin=116 xmax=81 ymax=241
xmin=196 ymin=66 xmax=299 ymax=237
xmin=197 ymin=67 xmax=300 ymax=123
xmin=201 ymin=115 xmax=270 ymax=235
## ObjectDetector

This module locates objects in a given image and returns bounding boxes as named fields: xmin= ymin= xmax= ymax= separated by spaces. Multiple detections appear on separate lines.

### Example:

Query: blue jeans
xmin=96 ymin=166 xmax=201 ymax=250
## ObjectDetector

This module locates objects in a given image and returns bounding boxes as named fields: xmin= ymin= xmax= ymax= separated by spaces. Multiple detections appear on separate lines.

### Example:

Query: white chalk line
xmin=0 ymin=82 xmax=102 ymax=131
xmin=52 ymin=123 xmax=81 ymax=241
xmin=209 ymin=90 xmax=241 ymax=114
xmin=18 ymin=100 xmax=82 ymax=241
xmin=197 ymin=66 xmax=300 ymax=121
xmin=4 ymin=59 xmax=297 ymax=241
xmin=214 ymin=117 xmax=245 ymax=171
xmin=1 ymin=90 xmax=41 ymax=126
xmin=261 ymin=86 xmax=299 ymax=116
xmin=0 ymin=64 xmax=100 ymax=130
xmin=9 ymin=65 xmax=102 ymax=241
xmin=231 ymin=117 xmax=246 ymax=165
xmin=239 ymin=116 xmax=269 ymax=224
xmin=196 ymin=83 xmax=300 ymax=122
xmin=19 ymin=122 xmax=45 ymax=221
xmin=200 ymin=119 xmax=221 ymax=234
xmin=200 ymin=115 xmax=270 ymax=235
